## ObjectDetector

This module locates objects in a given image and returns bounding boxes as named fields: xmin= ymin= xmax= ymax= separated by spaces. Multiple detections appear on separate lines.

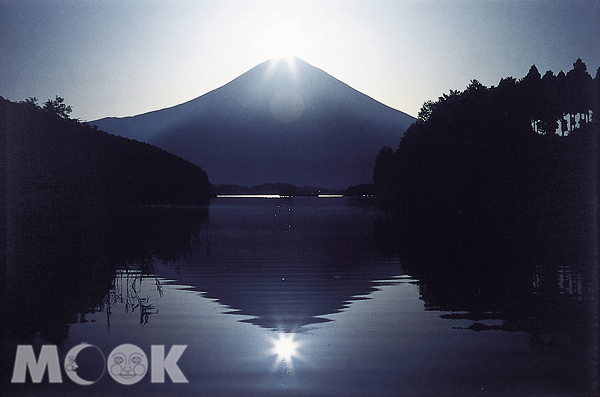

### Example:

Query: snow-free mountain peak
xmin=92 ymin=59 xmax=415 ymax=189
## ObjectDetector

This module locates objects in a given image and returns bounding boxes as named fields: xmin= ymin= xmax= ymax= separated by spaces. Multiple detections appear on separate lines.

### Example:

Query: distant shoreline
xmin=215 ymin=194 xmax=346 ymax=198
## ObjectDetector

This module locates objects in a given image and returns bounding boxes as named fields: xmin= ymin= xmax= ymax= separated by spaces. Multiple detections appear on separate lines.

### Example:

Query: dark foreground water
xmin=1 ymin=197 xmax=597 ymax=396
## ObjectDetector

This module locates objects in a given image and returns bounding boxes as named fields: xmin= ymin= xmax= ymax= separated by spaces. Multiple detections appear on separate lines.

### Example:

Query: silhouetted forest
xmin=0 ymin=96 xmax=211 ymax=354
xmin=0 ymin=96 xmax=211 ymax=208
xmin=373 ymin=59 xmax=598 ymax=320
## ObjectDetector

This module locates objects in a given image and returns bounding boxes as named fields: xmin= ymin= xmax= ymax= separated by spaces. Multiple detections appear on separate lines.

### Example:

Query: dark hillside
xmin=373 ymin=59 xmax=598 ymax=323
xmin=1 ymin=96 xmax=210 ymax=208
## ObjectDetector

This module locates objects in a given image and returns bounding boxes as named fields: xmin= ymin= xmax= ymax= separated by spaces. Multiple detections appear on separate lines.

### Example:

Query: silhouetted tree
xmin=566 ymin=59 xmax=593 ymax=129
xmin=555 ymin=71 xmax=569 ymax=135
xmin=43 ymin=95 xmax=72 ymax=119
xmin=594 ymin=66 xmax=600 ymax=116
xmin=540 ymin=70 xmax=560 ymax=135
xmin=520 ymin=65 xmax=543 ymax=132
xmin=373 ymin=146 xmax=395 ymax=198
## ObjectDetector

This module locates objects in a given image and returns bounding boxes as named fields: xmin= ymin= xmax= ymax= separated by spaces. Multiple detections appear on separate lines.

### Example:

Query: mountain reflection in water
xmin=153 ymin=197 xmax=404 ymax=331
xmin=1 ymin=196 xmax=596 ymax=395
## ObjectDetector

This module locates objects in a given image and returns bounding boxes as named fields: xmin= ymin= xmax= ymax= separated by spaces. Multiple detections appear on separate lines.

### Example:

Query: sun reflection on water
xmin=270 ymin=333 xmax=300 ymax=368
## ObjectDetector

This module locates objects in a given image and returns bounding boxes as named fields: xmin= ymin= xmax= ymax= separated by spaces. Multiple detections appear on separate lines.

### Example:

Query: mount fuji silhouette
xmin=92 ymin=58 xmax=415 ymax=189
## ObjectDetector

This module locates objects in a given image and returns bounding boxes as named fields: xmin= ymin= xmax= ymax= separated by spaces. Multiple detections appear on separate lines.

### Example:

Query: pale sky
xmin=1 ymin=0 xmax=598 ymax=121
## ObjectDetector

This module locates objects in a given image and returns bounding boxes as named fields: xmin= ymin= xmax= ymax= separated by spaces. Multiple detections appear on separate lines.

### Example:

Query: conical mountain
xmin=92 ymin=58 xmax=415 ymax=189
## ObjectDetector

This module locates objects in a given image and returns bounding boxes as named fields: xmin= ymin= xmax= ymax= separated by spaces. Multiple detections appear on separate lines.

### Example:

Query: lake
xmin=2 ymin=197 xmax=596 ymax=396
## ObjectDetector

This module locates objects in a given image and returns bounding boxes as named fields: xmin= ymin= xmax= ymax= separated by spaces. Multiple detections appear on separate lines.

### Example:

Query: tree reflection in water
xmin=105 ymin=269 xmax=164 ymax=328
xmin=373 ymin=211 xmax=595 ymax=354
xmin=1 ymin=204 xmax=209 ymax=346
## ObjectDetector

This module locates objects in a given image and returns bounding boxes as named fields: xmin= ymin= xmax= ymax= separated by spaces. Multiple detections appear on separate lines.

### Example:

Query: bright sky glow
xmin=1 ymin=1 xmax=598 ymax=121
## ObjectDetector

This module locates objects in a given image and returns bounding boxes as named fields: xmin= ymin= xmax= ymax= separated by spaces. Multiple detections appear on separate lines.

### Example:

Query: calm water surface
xmin=2 ymin=197 xmax=596 ymax=396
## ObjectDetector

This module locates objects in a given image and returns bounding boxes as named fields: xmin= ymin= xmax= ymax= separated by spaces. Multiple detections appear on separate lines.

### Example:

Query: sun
xmin=266 ymin=24 xmax=300 ymax=61
xmin=226 ymin=1 xmax=335 ymax=69
xmin=247 ymin=2 xmax=309 ymax=62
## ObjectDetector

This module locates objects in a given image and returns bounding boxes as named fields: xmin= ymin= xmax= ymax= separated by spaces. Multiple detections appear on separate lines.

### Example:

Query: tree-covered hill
xmin=373 ymin=59 xmax=598 ymax=309
xmin=1 ymin=96 xmax=210 ymax=208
